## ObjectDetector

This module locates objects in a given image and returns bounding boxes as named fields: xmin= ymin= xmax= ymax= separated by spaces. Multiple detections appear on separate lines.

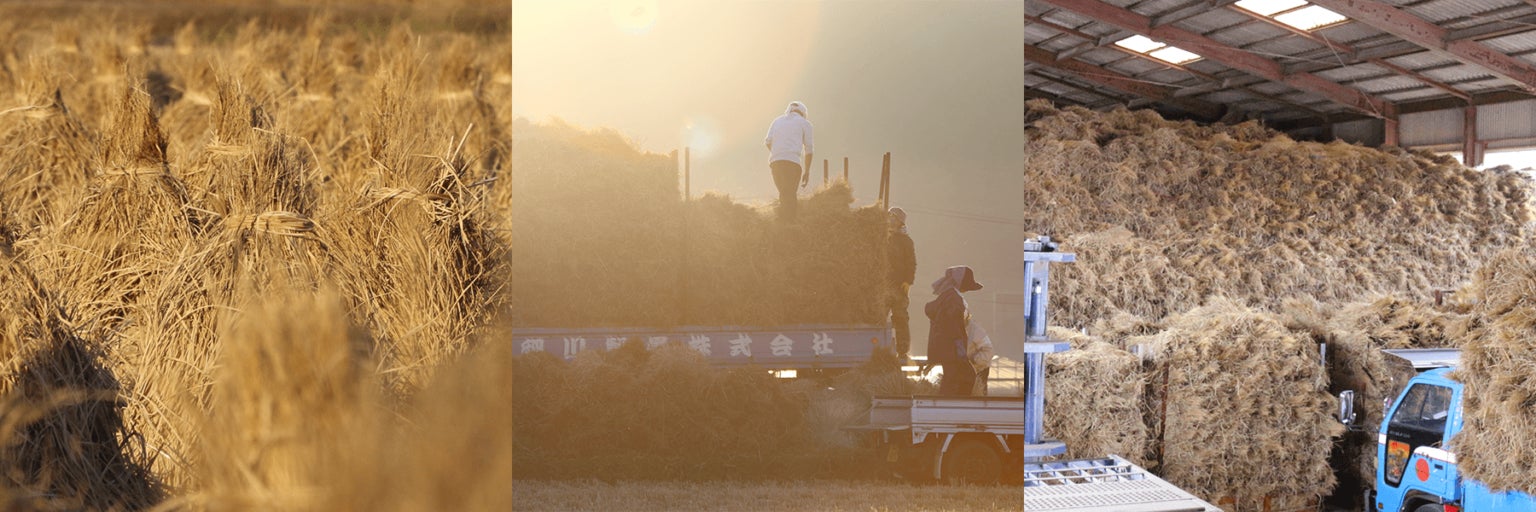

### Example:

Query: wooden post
xmin=1384 ymin=117 xmax=1400 ymax=147
xmin=823 ymin=159 xmax=829 ymax=185
xmin=880 ymin=152 xmax=892 ymax=210
xmin=877 ymin=159 xmax=887 ymax=208
xmin=684 ymin=147 xmax=691 ymax=200
xmin=843 ymin=157 xmax=849 ymax=182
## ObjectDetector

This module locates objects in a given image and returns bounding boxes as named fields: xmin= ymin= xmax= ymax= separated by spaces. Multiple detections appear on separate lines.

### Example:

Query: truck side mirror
xmin=1337 ymin=390 xmax=1357 ymax=427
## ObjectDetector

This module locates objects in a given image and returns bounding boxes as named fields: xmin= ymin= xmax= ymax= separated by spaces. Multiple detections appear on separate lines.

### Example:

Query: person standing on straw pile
xmin=926 ymin=266 xmax=982 ymax=395
xmin=886 ymin=207 xmax=916 ymax=362
xmin=763 ymin=101 xmax=814 ymax=221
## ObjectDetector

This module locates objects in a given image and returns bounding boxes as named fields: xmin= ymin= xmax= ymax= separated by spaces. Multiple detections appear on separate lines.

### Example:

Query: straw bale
xmin=1044 ymin=337 xmax=1148 ymax=466
xmin=1449 ymin=247 xmax=1536 ymax=494
xmin=191 ymin=286 xmax=384 ymax=511
xmin=512 ymin=120 xmax=887 ymax=328
xmin=1026 ymin=102 xmax=1532 ymax=329
xmin=1149 ymin=299 xmax=1342 ymax=508
xmin=0 ymin=254 xmax=162 ymax=510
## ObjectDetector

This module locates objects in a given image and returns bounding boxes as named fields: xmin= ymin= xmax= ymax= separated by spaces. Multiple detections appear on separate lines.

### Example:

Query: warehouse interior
xmin=1026 ymin=0 xmax=1536 ymax=167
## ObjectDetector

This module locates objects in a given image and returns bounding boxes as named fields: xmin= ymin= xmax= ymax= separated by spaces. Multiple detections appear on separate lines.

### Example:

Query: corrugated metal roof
xmin=1313 ymin=23 xmax=1387 ymax=46
xmin=1316 ymin=63 xmax=1390 ymax=82
xmin=1026 ymin=0 xmax=1536 ymax=127
xmin=1382 ymin=89 xmax=1446 ymax=103
xmin=1384 ymin=52 xmax=1461 ymax=70
xmin=1402 ymin=0 xmax=1528 ymax=24
xmin=1172 ymin=9 xmax=1251 ymax=34
xmin=1129 ymin=0 xmax=1188 ymax=13
xmin=1482 ymin=31 xmax=1536 ymax=54
xmin=1420 ymin=65 xmax=1497 ymax=84
xmin=1111 ymin=58 xmax=1165 ymax=76
xmin=1248 ymin=37 xmax=1324 ymax=57
xmin=1204 ymin=90 xmax=1251 ymax=105
xmin=1142 ymin=68 xmax=1193 ymax=85
xmin=1354 ymin=75 xmax=1427 ymax=93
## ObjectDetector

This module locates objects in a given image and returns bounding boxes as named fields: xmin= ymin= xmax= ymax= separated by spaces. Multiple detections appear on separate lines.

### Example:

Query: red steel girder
xmin=1025 ymin=45 xmax=1226 ymax=119
xmin=1308 ymin=0 xmax=1536 ymax=93
xmin=1038 ymin=0 xmax=1398 ymax=119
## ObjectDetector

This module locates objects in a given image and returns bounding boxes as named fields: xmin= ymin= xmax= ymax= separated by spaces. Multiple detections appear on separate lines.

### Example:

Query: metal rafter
xmin=1307 ymin=0 xmax=1536 ymax=92
xmin=1036 ymin=0 xmax=1397 ymax=119
xmin=1029 ymin=15 xmax=1323 ymax=117
xmin=1223 ymin=4 xmax=1471 ymax=102
xmin=1025 ymin=45 xmax=1226 ymax=119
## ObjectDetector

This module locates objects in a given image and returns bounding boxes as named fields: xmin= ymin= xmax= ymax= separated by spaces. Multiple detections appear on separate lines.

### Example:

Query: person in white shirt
xmin=763 ymin=101 xmax=814 ymax=220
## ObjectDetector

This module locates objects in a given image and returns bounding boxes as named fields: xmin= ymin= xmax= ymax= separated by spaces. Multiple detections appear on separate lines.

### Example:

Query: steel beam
xmin=1308 ymin=0 xmax=1536 ymax=93
xmin=1025 ymin=45 xmax=1226 ymax=119
xmin=1464 ymin=105 xmax=1481 ymax=167
xmin=1037 ymin=0 xmax=1397 ymax=119
xmin=1224 ymin=5 xmax=1470 ymax=102
xmin=1026 ymin=87 xmax=1089 ymax=107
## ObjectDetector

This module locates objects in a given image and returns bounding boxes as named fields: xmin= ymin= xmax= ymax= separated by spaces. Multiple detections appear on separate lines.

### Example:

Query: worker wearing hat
xmin=926 ymin=266 xmax=983 ymax=396
xmin=886 ymin=207 xmax=916 ymax=362
xmin=763 ymin=101 xmax=814 ymax=221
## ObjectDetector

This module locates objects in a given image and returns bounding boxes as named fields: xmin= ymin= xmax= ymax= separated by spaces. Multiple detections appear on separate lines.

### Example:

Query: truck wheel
xmin=1411 ymin=505 xmax=1442 ymax=512
xmin=942 ymin=438 xmax=1002 ymax=485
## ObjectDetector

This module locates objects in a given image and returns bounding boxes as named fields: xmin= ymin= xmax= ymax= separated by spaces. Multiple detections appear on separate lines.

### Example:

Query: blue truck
xmin=1346 ymin=348 xmax=1536 ymax=512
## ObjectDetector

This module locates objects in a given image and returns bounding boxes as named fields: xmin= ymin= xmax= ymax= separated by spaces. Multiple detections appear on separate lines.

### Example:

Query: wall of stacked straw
xmin=1025 ymin=100 xmax=1529 ymax=329
xmin=1451 ymin=248 xmax=1536 ymax=495
xmin=1028 ymin=102 xmax=1532 ymax=508
xmin=0 ymin=8 xmax=512 ymax=509
xmin=510 ymin=120 xmax=889 ymax=328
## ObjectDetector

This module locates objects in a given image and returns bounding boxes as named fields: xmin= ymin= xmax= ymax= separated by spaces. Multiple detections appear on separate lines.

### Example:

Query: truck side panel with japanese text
xmin=511 ymin=325 xmax=892 ymax=369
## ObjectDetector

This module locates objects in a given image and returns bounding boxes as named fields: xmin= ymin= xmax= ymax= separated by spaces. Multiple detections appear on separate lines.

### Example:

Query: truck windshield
xmin=1389 ymin=384 xmax=1452 ymax=432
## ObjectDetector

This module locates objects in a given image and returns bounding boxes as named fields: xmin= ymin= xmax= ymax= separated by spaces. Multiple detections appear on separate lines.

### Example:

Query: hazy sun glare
xmin=513 ymin=0 xmax=819 ymax=158
xmin=513 ymin=0 xmax=1026 ymax=357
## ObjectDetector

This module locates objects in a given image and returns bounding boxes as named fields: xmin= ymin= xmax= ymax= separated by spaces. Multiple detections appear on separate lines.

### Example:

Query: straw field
xmin=1029 ymin=103 xmax=1535 ymax=507
xmin=0 ymin=5 xmax=511 ymax=509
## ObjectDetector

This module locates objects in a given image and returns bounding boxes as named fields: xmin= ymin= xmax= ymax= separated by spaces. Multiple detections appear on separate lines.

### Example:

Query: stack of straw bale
xmin=1043 ymin=327 xmax=1148 ymax=465
xmin=1149 ymin=299 xmax=1343 ymax=510
xmin=1450 ymin=248 xmax=1536 ymax=495
xmin=1026 ymin=101 xmax=1531 ymax=328
xmin=511 ymin=120 xmax=888 ymax=328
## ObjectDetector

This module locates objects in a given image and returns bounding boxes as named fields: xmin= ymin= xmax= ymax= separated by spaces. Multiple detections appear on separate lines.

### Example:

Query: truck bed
xmin=1026 ymin=456 xmax=1223 ymax=512
xmin=843 ymin=395 xmax=1023 ymax=436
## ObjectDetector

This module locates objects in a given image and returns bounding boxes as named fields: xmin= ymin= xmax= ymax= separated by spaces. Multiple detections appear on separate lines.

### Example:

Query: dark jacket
xmin=887 ymin=231 xmax=916 ymax=286
xmin=924 ymin=289 xmax=966 ymax=363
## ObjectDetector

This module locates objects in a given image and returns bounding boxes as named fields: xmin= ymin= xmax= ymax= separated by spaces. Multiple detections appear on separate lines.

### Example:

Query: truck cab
xmin=1368 ymin=351 xmax=1536 ymax=512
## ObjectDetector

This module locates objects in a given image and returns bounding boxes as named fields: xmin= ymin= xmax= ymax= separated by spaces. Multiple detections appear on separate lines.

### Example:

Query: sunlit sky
xmin=513 ymin=0 xmax=1026 ymax=356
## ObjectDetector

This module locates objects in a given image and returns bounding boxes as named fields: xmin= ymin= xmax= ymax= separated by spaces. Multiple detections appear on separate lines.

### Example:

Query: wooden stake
xmin=823 ymin=159 xmax=829 ymax=185
xmin=843 ymin=157 xmax=849 ymax=182
xmin=880 ymin=152 xmax=892 ymax=210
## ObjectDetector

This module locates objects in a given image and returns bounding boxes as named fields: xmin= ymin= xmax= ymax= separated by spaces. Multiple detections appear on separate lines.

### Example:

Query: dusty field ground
xmin=513 ymin=480 xmax=1023 ymax=512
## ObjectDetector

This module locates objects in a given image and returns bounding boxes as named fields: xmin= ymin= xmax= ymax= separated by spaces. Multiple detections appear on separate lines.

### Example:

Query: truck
xmin=845 ymin=237 xmax=1220 ymax=510
xmin=1342 ymin=348 xmax=1536 ymax=512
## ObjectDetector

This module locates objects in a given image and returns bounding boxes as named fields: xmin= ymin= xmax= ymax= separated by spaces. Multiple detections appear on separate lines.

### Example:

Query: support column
xmin=1464 ymin=105 xmax=1481 ymax=167
xmin=1384 ymin=117 xmax=1400 ymax=147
